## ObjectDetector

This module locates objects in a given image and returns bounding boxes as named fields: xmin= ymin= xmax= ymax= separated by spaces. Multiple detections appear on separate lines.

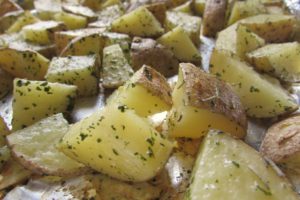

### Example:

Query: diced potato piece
xmin=107 ymin=65 xmax=172 ymax=117
xmin=111 ymin=7 xmax=164 ymax=37
xmin=227 ymin=0 xmax=266 ymax=25
xmin=0 ymin=0 xmax=22 ymax=17
xmin=0 ymin=47 xmax=50 ymax=80
xmin=45 ymin=55 xmax=99 ymax=97
xmin=202 ymin=0 xmax=227 ymax=37
xmin=166 ymin=63 xmax=247 ymax=139
xmin=21 ymin=21 xmax=66 ymax=45
xmin=62 ymin=4 xmax=97 ymax=21
xmin=33 ymin=0 xmax=62 ymax=20
xmin=101 ymin=0 xmax=122 ymax=9
xmin=102 ymin=32 xmax=131 ymax=58
xmin=157 ymin=26 xmax=201 ymax=63
xmin=59 ymin=105 xmax=174 ymax=182
xmin=236 ymin=24 xmax=265 ymax=59
xmin=60 ymin=33 xmax=104 ymax=57
xmin=12 ymin=79 xmax=77 ymax=131
xmin=88 ymin=5 xmax=124 ymax=29
xmin=0 ymin=10 xmax=24 ymax=33
xmin=102 ymin=44 xmax=133 ymax=88
xmin=6 ymin=11 xmax=39 ymax=33
xmin=173 ymin=1 xmax=193 ymax=14
xmin=210 ymin=49 xmax=298 ymax=118
xmin=185 ymin=130 xmax=300 ymax=200
xmin=145 ymin=2 xmax=167 ymax=25
xmin=0 ymin=69 xmax=13 ymax=99
xmin=260 ymin=115 xmax=300 ymax=175
xmin=0 ymin=159 xmax=31 ymax=190
xmin=193 ymin=0 xmax=206 ymax=16
xmin=7 ymin=113 xmax=87 ymax=176
xmin=130 ymin=37 xmax=179 ymax=77
xmin=54 ymin=12 xmax=87 ymax=30
xmin=246 ymin=42 xmax=300 ymax=82
xmin=240 ymin=14 xmax=296 ymax=43
xmin=215 ymin=23 xmax=237 ymax=53
xmin=165 ymin=11 xmax=201 ymax=45
xmin=54 ymin=28 xmax=105 ymax=54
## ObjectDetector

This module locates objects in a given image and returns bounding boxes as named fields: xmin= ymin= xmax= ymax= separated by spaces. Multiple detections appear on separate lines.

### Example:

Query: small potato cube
xmin=45 ymin=55 xmax=99 ymax=97
xmin=111 ymin=7 xmax=164 ymax=37
xmin=166 ymin=63 xmax=247 ymax=139
xmin=6 ymin=11 xmax=39 ymax=33
xmin=12 ymin=79 xmax=77 ymax=131
xmin=54 ymin=12 xmax=87 ymax=30
xmin=157 ymin=26 xmax=201 ymax=64
xmin=107 ymin=65 xmax=172 ymax=117
xmin=59 ymin=105 xmax=174 ymax=182
xmin=165 ymin=11 xmax=201 ymax=45
xmin=102 ymin=44 xmax=133 ymax=88
xmin=21 ymin=21 xmax=66 ymax=45
xmin=0 ymin=47 xmax=50 ymax=80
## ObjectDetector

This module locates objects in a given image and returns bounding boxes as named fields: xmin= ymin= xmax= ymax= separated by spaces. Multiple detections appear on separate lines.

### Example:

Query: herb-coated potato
xmin=6 ymin=11 xmax=39 ymax=33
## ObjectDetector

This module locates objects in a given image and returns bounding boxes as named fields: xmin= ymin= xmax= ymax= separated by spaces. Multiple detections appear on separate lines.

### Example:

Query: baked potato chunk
xmin=260 ymin=115 xmax=300 ymax=174
xmin=0 ymin=69 xmax=13 ymax=99
xmin=45 ymin=55 xmax=99 ymax=97
xmin=157 ymin=26 xmax=201 ymax=64
xmin=0 ymin=47 xmax=50 ymax=80
xmin=54 ymin=12 xmax=87 ymax=30
xmin=12 ymin=79 xmax=77 ymax=131
xmin=166 ymin=63 xmax=247 ymax=139
xmin=102 ymin=44 xmax=134 ymax=88
xmin=6 ymin=11 xmax=39 ymax=33
xmin=202 ymin=0 xmax=227 ymax=37
xmin=59 ymin=105 xmax=174 ymax=182
xmin=0 ymin=10 xmax=24 ymax=33
xmin=130 ymin=37 xmax=179 ymax=77
xmin=210 ymin=49 xmax=298 ymax=118
xmin=107 ymin=65 xmax=172 ymax=117
xmin=246 ymin=42 xmax=300 ymax=82
xmin=21 ymin=21 xmax=66 ymax=45
xmin=111 ymin=7 xmax=164 ymax=37
xmin=7 ymin=113 xmax=87 ymax=176
xmin=185 ymin=130 xmax=300 ymax=200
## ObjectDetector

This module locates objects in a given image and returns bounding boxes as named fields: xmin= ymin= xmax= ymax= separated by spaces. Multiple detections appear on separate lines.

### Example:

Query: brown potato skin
xmin=180 ymin=63 xmax=247 ymax=129
xmin=202 ymin=0 xmax=227 ymax=37
xmin=131 ymin=37 xmax=179 ymax=77
xmin=260 ymin=115 xmax=300 ymax=163
xmin=0 ymin=0 xmax=23 ymax=18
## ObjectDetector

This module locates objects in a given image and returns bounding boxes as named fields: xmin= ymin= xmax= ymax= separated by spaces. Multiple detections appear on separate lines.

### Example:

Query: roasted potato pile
xmin=0 ymin=0 xmax=300 ymax=199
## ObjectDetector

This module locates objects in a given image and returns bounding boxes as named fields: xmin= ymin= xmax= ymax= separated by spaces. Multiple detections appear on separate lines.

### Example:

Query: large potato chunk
xmin=7 ymin=113 xmax=87 ymax=176
xmin=12 ymin=79 xmax=77 ymax=131
xmin=111 ymin=7 xmax=164 ymax=37
xmin=107 ymin=65 xmax=172 ymax=117
xmin=0 ymin=47 xmax=50 ymax=80
xmin=130 ymin=37 xmax=179 ymax=77
xmin=210 ymin=49 xmax=298 ymax=118
xmin=59 ymin=105 xmax=174 ymax=182
xmin=166 ymin=63 xmax=247 ymax=139
xmin=260 ymin=115 xmax=300 ymax=174
xmin=246 ymin=42 xmax=300 ymax=82
xmin=185 ymin=130 xmax=299 ymax=200
xmin=45 ymin=55 xmax=99 ymax=97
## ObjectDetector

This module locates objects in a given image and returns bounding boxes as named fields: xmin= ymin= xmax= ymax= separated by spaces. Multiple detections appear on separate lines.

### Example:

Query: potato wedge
xmin=246 ymin=42 xmax=300 ymax=82
xmin=166 ymin=63 xmax=247 ymax=139
xmin=107 ymin=65 xmax=172 ymax=117
xmin=130 ymin=37 xmax=179 ymax=77
xmin=157 ymin=26 xmax=201 ymax=64
xmin=12 ymin=79 xmax=77 ymax=131
xmin=185 ymin=130 xmax=300 ymax=200
xmin=260 ymin=115 xmax=300 ymax=173
xmin=59 ymin=105 xmax=174 ymax=182
xmin=0 ymin=69 xmax=13 ymax=99
xmin=7 ymin=113 xmax=87 ymax=176
xmin=102 ymin=44 xmax=134 ymax=88
xmin=0 ymin=47 xmax=50 ymax=80
xmin=202 ymin=0 xmax=227 ymax=37
xmin=111 ymin=7 xmax=164 ymax=37
xmin=210 ymin=49 xmax=298 ymax=118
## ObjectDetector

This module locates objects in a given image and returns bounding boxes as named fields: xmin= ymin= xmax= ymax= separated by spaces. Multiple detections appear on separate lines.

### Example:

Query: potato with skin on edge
xmin=166 ymin=63 xmax=247 ymax=139
xmin=107 ymin=65 xmax=172 ymax=117
xmin=185 ymin=130 xmax=300 ymax=200
xmin=59 ymin=104 xmax=175 ymax=182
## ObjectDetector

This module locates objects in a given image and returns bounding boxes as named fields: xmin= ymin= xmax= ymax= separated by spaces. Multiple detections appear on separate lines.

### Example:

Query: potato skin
xmin=180 ymin=63 xmax=247 ymax=129
xmin=131 ymin=37 xmax=179 ymax=77
xmin=260 ymin=115 xmax=300 ymax=163
xmin=202 ymin=0 xmax=227 ymax=37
